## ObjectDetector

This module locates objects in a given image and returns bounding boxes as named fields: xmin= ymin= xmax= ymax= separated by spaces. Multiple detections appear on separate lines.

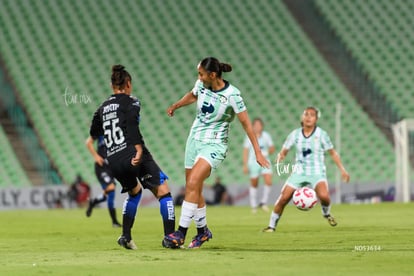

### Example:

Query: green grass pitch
xmin=1 ymin=203 xmax=413 ymax=275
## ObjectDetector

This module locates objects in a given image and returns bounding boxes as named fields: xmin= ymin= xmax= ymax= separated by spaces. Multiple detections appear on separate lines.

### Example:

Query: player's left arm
xmin=237 ymin=111 xmax=270 ymax=169
xmin=328 ymin=149 xmax=350 ymax=183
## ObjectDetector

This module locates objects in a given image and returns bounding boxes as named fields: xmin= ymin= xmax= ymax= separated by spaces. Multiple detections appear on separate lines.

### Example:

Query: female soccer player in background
xmin=89 ymin=65 xmax=176 ymax=249
xmin=164 ymin=57 xmax=269 ymax=249
xmin=85 ymin=135 xmax=121 ymax=227
xmin=263 ymin=107 xmax=350 ymax=232
xmin=243 ymin=118 xmax=275 ymax=213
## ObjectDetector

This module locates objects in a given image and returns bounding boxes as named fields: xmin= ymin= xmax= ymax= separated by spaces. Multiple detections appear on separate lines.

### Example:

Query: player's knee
xmin=186 ymin=178 xmax=200 ymax=192
xmin=158 ymin=192 xmax=172 ymax=201
xmin=129 ymin=187 xmax=142 ymax=197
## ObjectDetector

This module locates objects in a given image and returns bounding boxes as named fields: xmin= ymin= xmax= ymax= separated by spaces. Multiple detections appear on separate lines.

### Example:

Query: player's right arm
xmin=276 ymin=148 xmax=289 ymax=163
xmin=276 ymin=130 xmax=295 ymax=163
xmin=85 ymin=136 xmax=105 ymax=166
xmin=167 ymin=91 xmax=197 ymax=117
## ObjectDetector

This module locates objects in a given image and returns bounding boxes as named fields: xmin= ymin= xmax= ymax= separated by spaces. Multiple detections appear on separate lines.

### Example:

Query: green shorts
xmin=248 ymin=159 xmax=272 ymax=178
xmin=184 ymin=138 xmax=227 ymax=170
xmin=285 ymin=174 xmax=327 ymax=189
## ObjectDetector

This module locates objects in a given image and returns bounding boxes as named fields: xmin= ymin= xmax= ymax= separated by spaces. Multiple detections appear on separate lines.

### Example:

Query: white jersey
xmin=283 ymin=126 xmax=333 ymax=176
xmin=243 ymin=131 xmax=274 ymax=163
xmin=189 ymin=79 xmax=246 ymax=143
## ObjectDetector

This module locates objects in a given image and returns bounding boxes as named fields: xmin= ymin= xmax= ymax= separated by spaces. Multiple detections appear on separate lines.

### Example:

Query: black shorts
xmin=109 ymin=152 xmax=168 ymax=193
xmin=94 ymin=163 xmax=115 ymax=188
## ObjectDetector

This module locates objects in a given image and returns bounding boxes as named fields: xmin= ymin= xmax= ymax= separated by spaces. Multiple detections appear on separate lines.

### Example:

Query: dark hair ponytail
xmin=199 ymin=57 xmax=232 ymax=77
xmin=111 ymin=64 xmax=131 ymax=88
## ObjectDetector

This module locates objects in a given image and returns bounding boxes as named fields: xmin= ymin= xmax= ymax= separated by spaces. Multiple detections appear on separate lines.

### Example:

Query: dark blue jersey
xmin=89 ymin=93 xmax=149 ymax=162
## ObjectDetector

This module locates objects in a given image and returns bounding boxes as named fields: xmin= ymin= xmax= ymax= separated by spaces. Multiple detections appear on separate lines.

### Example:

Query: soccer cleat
xmin=162 ymin=238 xmax=181 ymax=249
xmin=163 ymin=230 xmax=185 ymax=249
xmin=86 ymin=199 xmax=97 ymax=217
xmin=324 ymin=215 xmax=338 ymax=227
xmin=259 ymin=203 xmax=269 ymax=212
xmin=262 ymin=226 xmax=275 ymax=233
xmin=117 ymin=236 xmax=137 ymax=250
xmin=188 ymin=228 xmax=213 ymax=249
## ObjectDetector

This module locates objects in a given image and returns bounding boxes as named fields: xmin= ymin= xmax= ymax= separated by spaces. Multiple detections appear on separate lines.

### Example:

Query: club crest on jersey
xmin=219 ymin=95 xmax=228 ymax=104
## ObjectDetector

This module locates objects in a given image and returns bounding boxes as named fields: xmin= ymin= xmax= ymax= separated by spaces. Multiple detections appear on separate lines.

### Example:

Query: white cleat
xmin=118 ymin=236 xmax=138 ymax=250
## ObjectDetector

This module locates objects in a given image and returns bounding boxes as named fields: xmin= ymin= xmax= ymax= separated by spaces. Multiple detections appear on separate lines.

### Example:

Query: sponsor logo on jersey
xmin=103 ymin=103 xmax=120 ymax=114
xmin=201 ymin=102 xmax=215 ymax=114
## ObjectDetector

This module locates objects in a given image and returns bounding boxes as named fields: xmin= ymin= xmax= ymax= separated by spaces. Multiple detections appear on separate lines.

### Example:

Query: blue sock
xmin=122 ymin=191 xmax=142 ymax=241
xmin=107 ymin=190 xmax=115 ymax=209
xmin=159 ymin=193 xmax=175 ymax=235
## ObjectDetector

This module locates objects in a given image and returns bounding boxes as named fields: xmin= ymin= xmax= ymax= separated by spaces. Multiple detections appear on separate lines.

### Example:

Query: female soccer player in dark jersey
xmin=85 ymin=135 xmax=121 ymax=227
xmin=89 ymin=65 xmax=176 ymax=250
xmin=163 ymin=57 xmax=270 ymax=249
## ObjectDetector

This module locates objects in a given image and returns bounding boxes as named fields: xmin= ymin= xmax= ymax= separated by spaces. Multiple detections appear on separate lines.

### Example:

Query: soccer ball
xmin=292 ymin=187 xmax=318 ymax=211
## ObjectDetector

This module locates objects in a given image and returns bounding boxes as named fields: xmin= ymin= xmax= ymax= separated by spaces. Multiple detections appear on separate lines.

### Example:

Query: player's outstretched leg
xmin=315 ymin=181 xmax=337 ymax=227
xmin=262 ymin=183 xmax=295 ymax=232
xmin=118 ymin=190 xmax=142 ymax=250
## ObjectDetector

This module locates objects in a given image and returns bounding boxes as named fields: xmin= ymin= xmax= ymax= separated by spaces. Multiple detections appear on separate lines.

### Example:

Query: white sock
xmin=321 ymin=204 xmax=331 ymax=216
xmin=249 ymin=186 xmax=258 ymax=208
xmin=179 ymin=201 xmax=197 ymax=228
xmin=260 ymin=185 xmax=272 ymax=205
xmin=194 ymin=206 xmax=207 ymax=228
xmin=268 ymin=211 xmax=280 ymax=228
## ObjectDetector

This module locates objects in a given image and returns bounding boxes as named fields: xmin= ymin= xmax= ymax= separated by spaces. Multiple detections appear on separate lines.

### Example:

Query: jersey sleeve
xmin=89 ymin=107 xmax=103 ymax=138
xmin=282 ymin=130 xmax=296 ymax=150
xmin=264 ymin=132 xmax=274 ymax=147
xmin=243 ymin=135 xmax=251 ymax=149
xmin=191 ymin=80 xmax=202 ymax=96
xmin=229 ymin=92 xmax=247 ymax=114
xmin=321 ymin=130 xmax=334 ymax=151
xmin=126 ymin=98 xmax=144 ymax=145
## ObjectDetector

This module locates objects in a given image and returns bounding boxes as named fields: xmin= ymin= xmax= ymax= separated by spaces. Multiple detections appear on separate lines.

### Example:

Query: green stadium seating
xmin=0 ymin=0 xmax=397 ymax=186
xmin=0 ymin=126 xmax=31 ymax=187
xmin=315 ymin=0 xmax=414 ymax=119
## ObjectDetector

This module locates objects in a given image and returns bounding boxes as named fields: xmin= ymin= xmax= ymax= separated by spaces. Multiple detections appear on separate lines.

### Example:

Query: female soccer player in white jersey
xmin=243 ymin=118 xmax=275 ymax=213
xmin=263 ymin=107 xmax=350 ymax=232
xmin=164 ymin=57 xmax=270 ymax=248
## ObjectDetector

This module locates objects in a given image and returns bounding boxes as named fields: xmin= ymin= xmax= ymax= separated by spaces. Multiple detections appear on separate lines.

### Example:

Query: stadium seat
xmin=0 ymin=0 xmax=399 ymax=186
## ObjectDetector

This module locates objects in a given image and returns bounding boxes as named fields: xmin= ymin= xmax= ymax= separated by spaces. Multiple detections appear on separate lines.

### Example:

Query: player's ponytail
xmin=111 ymin=64 xmax=132 ymax=88
xmin=200 ymin=57 xmax=232 ymax=77
xmin=220 ymin=62 xmax=232 ymax=73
